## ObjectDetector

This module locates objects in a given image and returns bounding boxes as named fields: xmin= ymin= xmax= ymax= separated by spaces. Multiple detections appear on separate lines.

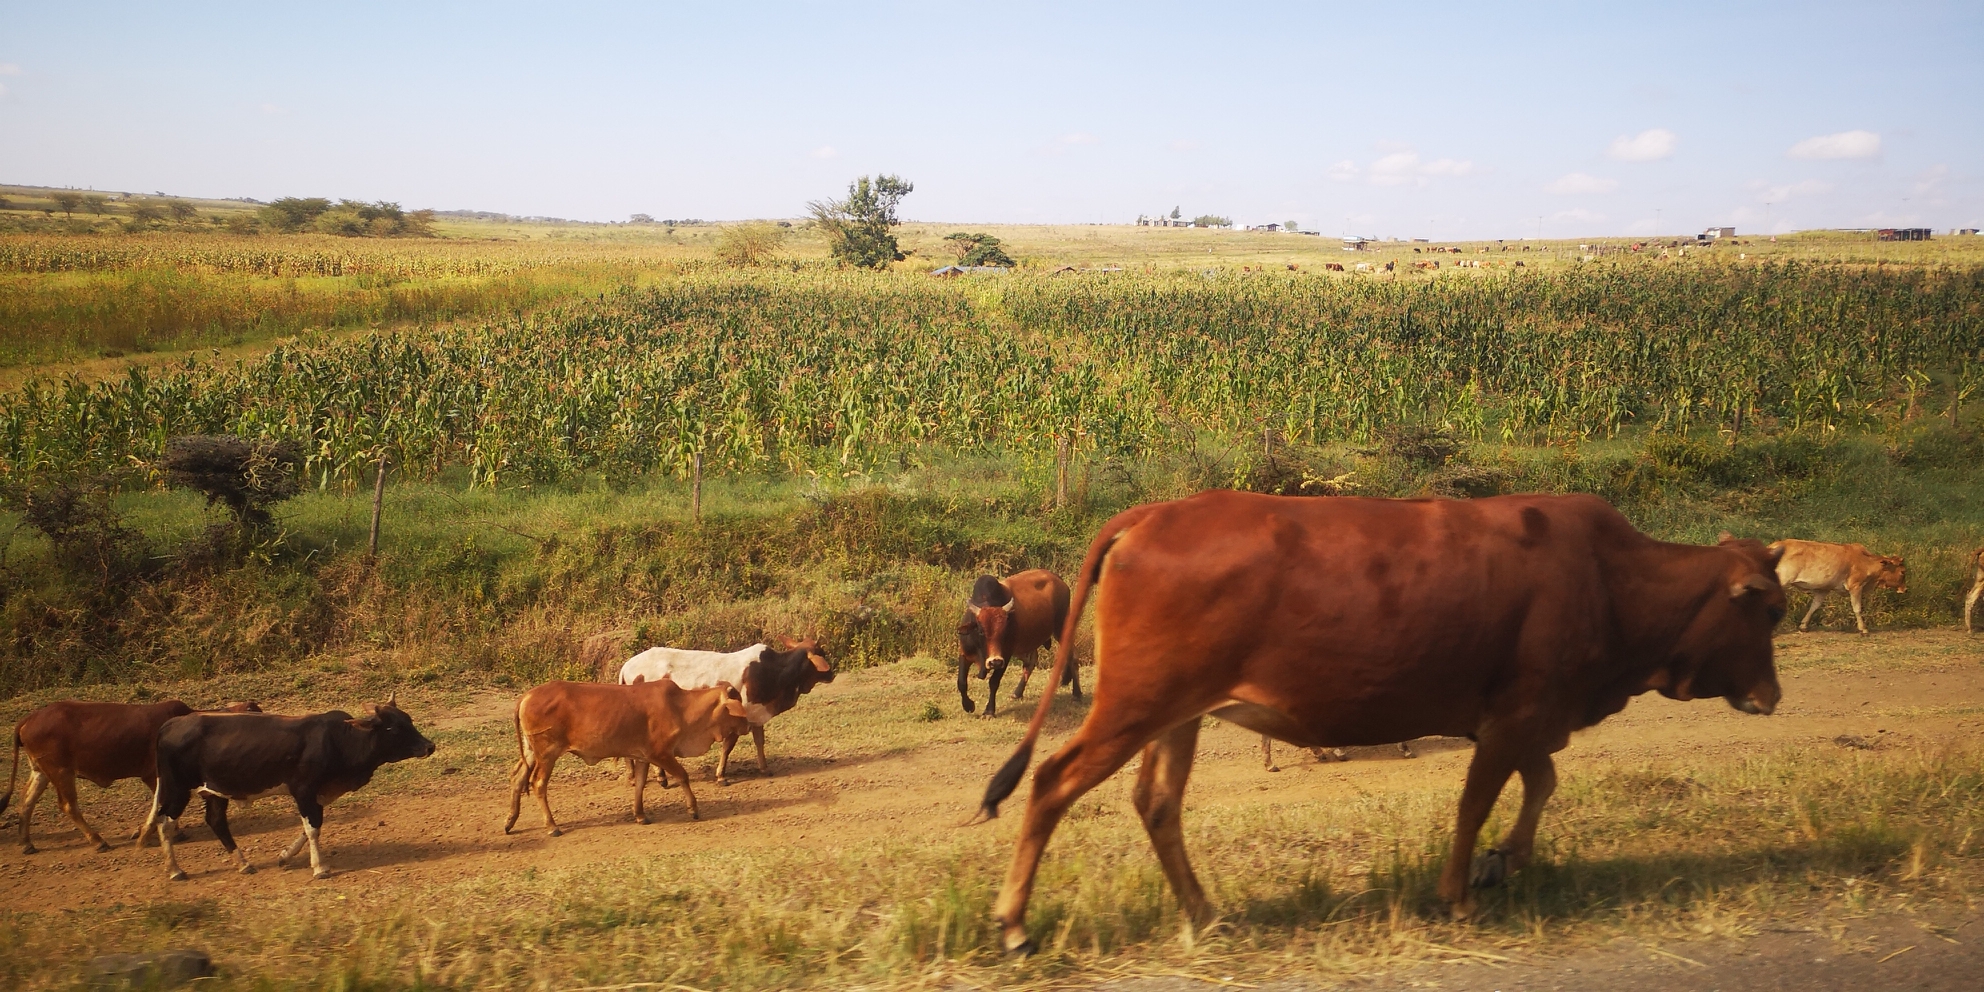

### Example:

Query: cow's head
xmin=976 ymin=604 xmax=1015 ymax=666
xmin=1876 ymin=555 xmax=1907 ymax=594
xmin=353 ymin=693 xmax=437 ymax=761
xmin=708 ymin=684 xmax=753 ymax=737
xmin=777 ymin=636 xmax=835 ymax=685
xmin=1653 ymin=535 xmax=1785 ymax=716
xmin=957 ymin=611 xmax=989 ymax=677
xmin=963 ymin=576 xmax=1016 ymax=667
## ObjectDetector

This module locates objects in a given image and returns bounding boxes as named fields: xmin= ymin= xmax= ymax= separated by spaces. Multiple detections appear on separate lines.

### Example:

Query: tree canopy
xmin=943 ymin=232 xmax=1016 ymax=267
xmin=809 ymin=175 xmax=913 ymax=269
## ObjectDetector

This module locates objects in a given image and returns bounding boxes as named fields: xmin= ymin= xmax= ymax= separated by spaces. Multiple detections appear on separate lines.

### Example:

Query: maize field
xmin=2 ymin=261 xmax=1979 ymax=489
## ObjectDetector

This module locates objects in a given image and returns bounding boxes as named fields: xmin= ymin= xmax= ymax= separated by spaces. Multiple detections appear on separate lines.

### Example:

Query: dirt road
xmin=2 ymin=630 xmax=1979 ymax=986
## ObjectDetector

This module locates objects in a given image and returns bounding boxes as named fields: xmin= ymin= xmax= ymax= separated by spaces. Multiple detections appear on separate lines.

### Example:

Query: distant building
xmin=1703 ymin=226 xmax=1735 ymax=239
xmin=1342 ymin=236 xmax=1374 ymax=251
xmin=1876 ymin=228 xmax=1932 ymax=242
xmin=1958 ymin=228 xmax=1979 ymax=236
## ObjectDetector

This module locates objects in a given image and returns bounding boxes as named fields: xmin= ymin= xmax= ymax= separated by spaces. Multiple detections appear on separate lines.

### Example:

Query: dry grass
xmin=1 ymin=655 xmax=1979 ymax=990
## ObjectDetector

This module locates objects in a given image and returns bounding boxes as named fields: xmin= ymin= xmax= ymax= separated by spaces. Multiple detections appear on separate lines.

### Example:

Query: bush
xmin=163 ymin=435 xmax=303 ymax=526
xmin=714 ymin=222 xmax=788 ymax=267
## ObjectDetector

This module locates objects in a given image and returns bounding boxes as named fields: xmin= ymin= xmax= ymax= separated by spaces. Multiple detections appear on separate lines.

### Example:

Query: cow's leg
xmin=16 ymin=768 xmax=47 ymax=854
xmin=1471 ymin=751 xmax=1557 ymax=888
xmin=1848 ymin=583 xmax=1870 ymax=635
xmin=291 ymin=797 xmax=331 ymax=878
xmin=48 ymin=771 xmax=109 ymax=852
xmin=957 ymin=657 xmax=977 ymax=714
xmin=1436 ymin=737 xmax=1522 ymax=919
xmin=151 ymin=779 xmax=195 ymax=881
xmin=751 ymin=725 xmax=769 ymax=775
xmin=532 ymin=752 xmax=563 ymax=837
xmin=156 ymin=817 xmax=187 ymax=880
xmin=716 ymin=733 xmax=736 ymax=785
xmin=1011 ymin=650 xmax=1036 ymax=700
xmin=1398 ymin=741 xmax=1417 ymax=759
xmin=1798 ymin=590 xmax=1827 ymax=631
xmin=994 ymin=715 xmax=1169 ymax=954
xmin=631 ymin=759 xmax=649 ymax=825
xmin=280 ymin=828 xmax=309 ymax=864
xmin=1064 ymin=646 xmax=1082 ymax=700
xmin=503 ymin=754 xmax=530 ymax=834
xmin=983 ymin=658 xmax=1010 ymax=717
xmin=1260 ymin=734 xmax=1279 ymax=772
xmin=1965 ymin=575 xmax=1982 ymax=633
xmin=203 ymin=796 xmax=253 ymax=874
xmin=1132 ymin=718 xmax=1211 ymax=923
xmin=132 ymin=775 xmax=160 ymax=845
xmin=655 ymin=755 xmax=699 ymax=820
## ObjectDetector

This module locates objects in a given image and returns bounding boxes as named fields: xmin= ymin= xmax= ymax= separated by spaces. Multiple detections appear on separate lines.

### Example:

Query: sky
xmin=1 ymin=2 xmax=1979 ymax=239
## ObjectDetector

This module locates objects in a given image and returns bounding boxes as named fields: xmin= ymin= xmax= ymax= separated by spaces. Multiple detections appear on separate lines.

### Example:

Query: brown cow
xmin=2 ymin=699 xmax=259 ymax=854
xmin=976 ymin=492 xmax=1783 ymax=952
xmin=1964 ymin=546 xmax=1982 ymax=634
xmin=1768 ymin=539 xmax=1907 ymax=635
xmin=505 ymin=679 xmax=752 ymax=836
xmin=957 ymin=571 xmax=1078 ymax=716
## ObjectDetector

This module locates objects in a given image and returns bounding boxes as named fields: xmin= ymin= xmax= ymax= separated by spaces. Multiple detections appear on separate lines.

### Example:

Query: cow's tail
xmin=974 ymin=504 xmax=1154 ymax=824
xmin=0 ymin=728 xmax=20 ymax=817
xmin=510 ymin=694 xmax=531 ymax=782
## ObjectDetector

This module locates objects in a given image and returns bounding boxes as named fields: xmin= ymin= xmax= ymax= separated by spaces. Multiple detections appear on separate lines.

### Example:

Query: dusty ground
xmin=2 ymin=630 xmax=1980 ymax=987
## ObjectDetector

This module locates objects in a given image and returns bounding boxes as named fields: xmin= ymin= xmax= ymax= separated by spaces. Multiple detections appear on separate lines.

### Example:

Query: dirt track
xmin=2 ymin=631 xmax=1981 ymax=984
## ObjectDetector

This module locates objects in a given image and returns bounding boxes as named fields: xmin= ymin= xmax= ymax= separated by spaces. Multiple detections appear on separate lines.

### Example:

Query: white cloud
xmin=808 ymin=145 xmax=838 ymax=159
xmin=1607 ymin=128 xmax=1677 ymax=161
xmin=1548 ymin=172 xmax=1619 ymax=195
xmin=0 ymin=63 xmax=21 ymax=76
xmin=1551 ymin=208 xmax=1607 ymax=223
xmin=1753 ymin=178 xmax=1832 ymax=202
xmin=1336 ymin=150 xmax=1478 ymax=187
xmin=1788 ymin=130 xmax=1880 ymax=160
xmin=1059 ymin=132 xmax=1098 ymax=146
xmin=1913 ymin=164 xmax=1949 ymax=197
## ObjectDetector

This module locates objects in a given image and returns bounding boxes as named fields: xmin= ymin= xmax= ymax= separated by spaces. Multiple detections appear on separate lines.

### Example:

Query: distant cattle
xmin=619 ymin=637 xmax=834 ymax=781
xmin=142 ymin=697 xmax=432 ymax=880
xmin=1 ymin=699 xmax=259 ymax=854
xmin=1768 ymin=539 xmax=1908 ymax=634
xmin=1259 ymin=735 xmax=1412 ymax=770
xmin=506 ymin=679 xmax=752 ymax=835
xmin=1964 ymin=546 xmax=1982 ymax=634
xmin=976 ymin=493 xmax=1784 ymax=952
xmin=957 ymin=571 xmax=1077 ymax=716
xmin=1324 ymin=262 xmax=1344 ymax=271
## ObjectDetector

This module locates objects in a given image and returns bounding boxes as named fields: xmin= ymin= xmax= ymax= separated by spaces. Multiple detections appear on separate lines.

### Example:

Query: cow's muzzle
xmin=1733 ymin=684 xmax=1780 ymax=716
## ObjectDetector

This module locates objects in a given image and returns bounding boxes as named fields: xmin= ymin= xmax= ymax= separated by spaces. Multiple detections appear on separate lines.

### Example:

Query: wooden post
xmin=1054 ymin=436 xmax=1069 ymax=510
xmin=691 ymin=451 xmax=703 ymax=523
xmin=367 ymin=451 xmax=389 ymax=559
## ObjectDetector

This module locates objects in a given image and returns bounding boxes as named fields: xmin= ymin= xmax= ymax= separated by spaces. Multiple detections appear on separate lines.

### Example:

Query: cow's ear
xmin=724 ymin=699 xmax=749 ymax=719
xmin=1729 ymin=574 xmax=1774 ymax=599
xmin=385 ymin=691 xmax=398 ymax=708
xmin=777 ymin=635 xmax=796 ymax=650
xmin=1765 ymin=543 xmax=1785 ymax=568
xmin=810 ymin=652 xmax=832 ymax=673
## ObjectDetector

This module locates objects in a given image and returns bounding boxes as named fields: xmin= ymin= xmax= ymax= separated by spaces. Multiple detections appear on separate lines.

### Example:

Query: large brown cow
xmin=976 ymin=491 xmax=1784 ymax=953
xmin=505 ymin=679 xmax=752 ymax=835
xmin=1 ymin=699 xmax=259 ymax=854
xmin=1964 ymin=546 xmax=1983 ymax=634
xmin=957 ymin=570 xmax=1078 ymax=716
xmin=1768 ymin=538 xmax=1907 ymax=635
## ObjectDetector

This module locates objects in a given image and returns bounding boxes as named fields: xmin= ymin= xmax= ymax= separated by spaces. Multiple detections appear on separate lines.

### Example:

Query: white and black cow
xmin=141 ymin=696 xmax=434 ymax=881
xmin=617 ymin=637 xmax=833 ymax=783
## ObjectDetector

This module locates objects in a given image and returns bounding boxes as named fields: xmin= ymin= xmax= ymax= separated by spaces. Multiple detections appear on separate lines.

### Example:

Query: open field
xmin=1 ymin=631 xmax=1980 ymax=989
xmin=0 ymin=213 xmax=1981 ymax=988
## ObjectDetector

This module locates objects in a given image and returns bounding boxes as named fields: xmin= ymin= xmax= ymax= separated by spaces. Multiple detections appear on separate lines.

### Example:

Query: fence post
xmin=691 ymin=451 xmax=703 ymax=523
xmin=367 ymin=450 xmax=389 ymax=559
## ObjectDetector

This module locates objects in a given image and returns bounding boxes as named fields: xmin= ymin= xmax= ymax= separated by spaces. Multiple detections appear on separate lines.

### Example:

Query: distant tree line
xmin=259 ymin=198 xmax=436 ymax=237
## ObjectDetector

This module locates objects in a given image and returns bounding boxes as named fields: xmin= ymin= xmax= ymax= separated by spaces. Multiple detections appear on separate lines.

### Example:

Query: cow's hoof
xmin=168 ymin=870 xmax=188 ymax=882
xmin=239 ymin=864 xmax=255 ymax=875
xmin=21 ymin=844 xmax=36 ymax=855
xmin=547 ymin=828 xmax=562 ymax=838
xmin=94 ymin=841 xmax=112 ymax=853
xmin=633 ymin=815 xmax=647 ymax=825
xmin=1265 ymin=765 xmax=1280 ymax=773
xmin=312 ymin=868 xmax=332 ymax=880
xmin=961 ymin=698 xmax=976 ymax=714
xmin=1445 ymin=896 xmax=1477 ymax=921
xmin=690 ymin=811 xmax=700 ymax=821
xmin=1003 ymin=936 xmax=1038 ymax=957
xmin=716 ymin=778 xmax=731 ymax=788
xmin=1470 ymin=848 xmax=1510 ymax=889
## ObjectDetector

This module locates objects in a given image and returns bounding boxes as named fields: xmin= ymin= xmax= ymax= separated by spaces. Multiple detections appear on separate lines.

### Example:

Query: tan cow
xmin=1964 ymin=546 xmax=1982 ymax=634
xmin=1768 ymin=539 xmax=1907 ymax=635
xmin=504 ymin=679 xmax=752 ymax=836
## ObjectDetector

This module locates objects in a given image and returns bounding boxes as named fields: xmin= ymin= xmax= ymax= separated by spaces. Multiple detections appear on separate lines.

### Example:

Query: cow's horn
xmin=385 ymin=691 xmax=398 ymax=707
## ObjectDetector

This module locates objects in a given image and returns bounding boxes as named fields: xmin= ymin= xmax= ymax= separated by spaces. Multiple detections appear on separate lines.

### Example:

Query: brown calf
xmin=1768 ymin=538 xmax=1908 ymax=634
xmin=957 ymin=570 xmax=1078 ymax=716
xmin=504 ymin=679 xmax=752 ymax=836
xmin=2 ymin=699 xmax=259 ymax=854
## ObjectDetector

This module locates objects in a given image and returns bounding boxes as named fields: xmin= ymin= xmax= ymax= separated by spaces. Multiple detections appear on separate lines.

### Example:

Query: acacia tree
xmin=943 ymin=232 xmax=1015 ymax=266
xmin=51 ymin=191 xmax=82 ymax=218
xmin=809 ymin=175 xmax=913 ymax=269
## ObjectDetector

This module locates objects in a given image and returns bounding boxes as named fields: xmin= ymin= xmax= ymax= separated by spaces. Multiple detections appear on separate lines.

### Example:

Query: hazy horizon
xmin=2 ymin=2 xmax=1979 ymax=239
